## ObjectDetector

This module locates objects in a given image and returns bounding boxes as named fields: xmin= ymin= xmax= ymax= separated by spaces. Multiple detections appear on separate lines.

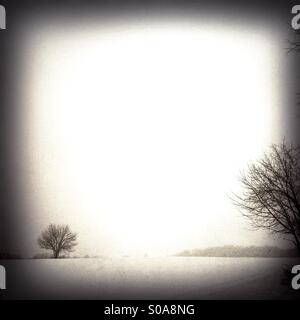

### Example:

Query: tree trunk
xmin=293 ymin=232 xmax=300 ymax=255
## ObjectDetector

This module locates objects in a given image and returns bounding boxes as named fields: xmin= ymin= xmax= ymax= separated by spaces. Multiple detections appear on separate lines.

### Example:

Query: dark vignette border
xmin=0 ymin=0 xmax=299 ymax=299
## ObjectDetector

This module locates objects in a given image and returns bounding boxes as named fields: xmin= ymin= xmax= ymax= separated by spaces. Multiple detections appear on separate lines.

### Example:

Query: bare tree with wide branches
xmin=38 ymin=224 xmax=77 ymax=258
xmin=232 ymin=142 xmax=300 ymax=254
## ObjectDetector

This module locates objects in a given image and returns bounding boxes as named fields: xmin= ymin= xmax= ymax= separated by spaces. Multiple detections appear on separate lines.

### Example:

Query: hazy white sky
xmin=18 ymin=19 xmax=283 ymax=256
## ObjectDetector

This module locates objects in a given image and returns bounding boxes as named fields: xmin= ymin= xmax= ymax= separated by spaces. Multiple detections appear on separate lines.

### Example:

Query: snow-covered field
xmin=1 ymin=257 xmax=299 ymax=299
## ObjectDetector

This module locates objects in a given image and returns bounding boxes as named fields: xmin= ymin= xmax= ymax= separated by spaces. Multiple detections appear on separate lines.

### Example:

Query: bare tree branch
xmin=232 ymin=142 xmax=300 ymax=254
xmin=38 ymin=224 xmax=77 ymax=258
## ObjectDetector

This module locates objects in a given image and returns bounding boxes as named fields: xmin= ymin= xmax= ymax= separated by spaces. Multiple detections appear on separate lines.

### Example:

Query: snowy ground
xmin=1 ymin=257 xmax=299 ymax=299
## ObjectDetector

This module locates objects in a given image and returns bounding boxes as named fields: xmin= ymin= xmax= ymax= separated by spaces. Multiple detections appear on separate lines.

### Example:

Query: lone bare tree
xmin=232 ymin=142 xmax=300 ymax=254
xmin=38 ymin=224 xmax=77 ymax=258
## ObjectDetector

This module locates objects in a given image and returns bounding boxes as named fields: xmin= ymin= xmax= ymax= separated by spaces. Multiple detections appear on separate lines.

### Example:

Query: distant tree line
xmin=176 ymin=245 xmax=299 ymax=258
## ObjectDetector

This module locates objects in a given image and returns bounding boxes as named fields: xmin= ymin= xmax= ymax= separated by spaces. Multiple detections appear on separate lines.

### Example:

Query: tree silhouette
xmin=232 ymin=142 xmax=300 ymax=253
xmin=38 ymin=224 xmax=77 ymax=258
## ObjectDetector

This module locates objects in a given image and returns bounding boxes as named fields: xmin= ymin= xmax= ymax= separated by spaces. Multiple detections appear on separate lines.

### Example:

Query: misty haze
xmin=16 ymin=18 xmax=284 ymax=257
